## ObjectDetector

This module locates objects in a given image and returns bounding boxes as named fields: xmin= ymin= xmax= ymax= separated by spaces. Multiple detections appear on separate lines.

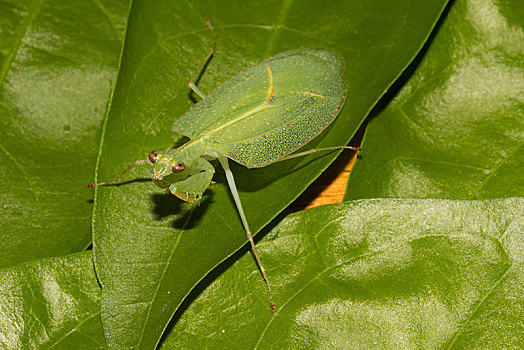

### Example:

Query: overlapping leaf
xmin=0 ymin=0 xmax=130 ymax=267
xmin=160 ymin=198 xmax=524 ymax=349
xmin=0 ymin=252 xmax=104 ymax=349
xmin=345 ymin=0 xmax=524 ymax=200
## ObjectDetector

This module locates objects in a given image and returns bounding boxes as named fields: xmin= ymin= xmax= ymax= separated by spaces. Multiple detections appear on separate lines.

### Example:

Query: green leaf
xmin=92 ymin=0 xmax=449 ymax=347
xmin=0 ymin=0 xmax=130 ymax=267
xmin=345 ymin=0 xmax=524 ymax=200
xmin=160 ymin=198 xmax=524 ymax=349
xmin=0 ymin=251 xmax=104 ymax=349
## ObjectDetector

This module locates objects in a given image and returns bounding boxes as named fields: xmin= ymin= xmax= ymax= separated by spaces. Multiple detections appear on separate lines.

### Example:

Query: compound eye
xmin=148 ymin=151 xmax=158 ymax=164
xmin=172 ymin=162 xmax=185 ymax=173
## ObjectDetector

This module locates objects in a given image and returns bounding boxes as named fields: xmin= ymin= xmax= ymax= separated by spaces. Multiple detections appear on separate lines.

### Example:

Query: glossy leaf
xmin=345 ymin=0 xmax=524 ymax=200
xmin=0 ymin=0 xmax=130 ymax=267
xmin=0 ymin=251 xmax=104 ymax=349
xmin=160 ymin=198 xmax=524 ymax=349
xmin=92 ymin=0 xmax=450 ymax=348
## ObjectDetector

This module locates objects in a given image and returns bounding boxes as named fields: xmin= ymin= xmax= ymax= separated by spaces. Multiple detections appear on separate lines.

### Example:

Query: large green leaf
xmin=345 ymin=0 xmax=524 ymax=200
xmin=0 ymin=0 xmax=129 ymax=267
xmin=0 ymin=251 xmax=104 ymax=349
xmin=160 ymin=198 xmax=524 ymax=349
xmin=92 ymin=0 xmax=450 ymax=348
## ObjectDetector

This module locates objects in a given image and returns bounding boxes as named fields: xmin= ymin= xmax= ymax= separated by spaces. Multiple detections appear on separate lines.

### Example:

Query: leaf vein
xmin=47 ymin=311 xmax=102 ymax=349
xmin=264 ymin=0 xmax=293 ymax=58
xmin=135 ymin=206 xmax=198 ymax=348
xmin=468 ymin=139 xmax=524 ymax=199
xmin=446 ymin=263 xmax=513 ymax=349
xmin=0 ymin=0 xmax=44 ymax=90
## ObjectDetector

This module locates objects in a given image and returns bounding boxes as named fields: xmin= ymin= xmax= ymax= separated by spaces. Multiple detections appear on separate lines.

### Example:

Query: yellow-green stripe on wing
xmin=172 ymin=48 xmax=346 ymax=167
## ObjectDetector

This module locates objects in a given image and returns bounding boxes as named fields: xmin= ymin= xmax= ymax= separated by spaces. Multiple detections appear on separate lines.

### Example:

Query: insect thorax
xmin=167 ymin=137 xmax=216 ymax=166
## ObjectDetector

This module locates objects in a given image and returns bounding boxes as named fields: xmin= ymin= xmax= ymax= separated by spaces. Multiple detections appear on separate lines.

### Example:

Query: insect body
xmin=153 ymin=48 xmax=346 ymax=199
xmin=89 ymin=21 xmax=357 ymax=312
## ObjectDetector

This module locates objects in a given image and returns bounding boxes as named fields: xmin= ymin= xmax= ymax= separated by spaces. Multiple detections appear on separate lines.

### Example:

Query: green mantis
xmin=89 ymin=20 xmax=358 ymax=312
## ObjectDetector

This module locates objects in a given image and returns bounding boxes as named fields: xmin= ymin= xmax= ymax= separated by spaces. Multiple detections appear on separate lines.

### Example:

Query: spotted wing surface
xmin=172 ymin=48 xmax=346 ymax=168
